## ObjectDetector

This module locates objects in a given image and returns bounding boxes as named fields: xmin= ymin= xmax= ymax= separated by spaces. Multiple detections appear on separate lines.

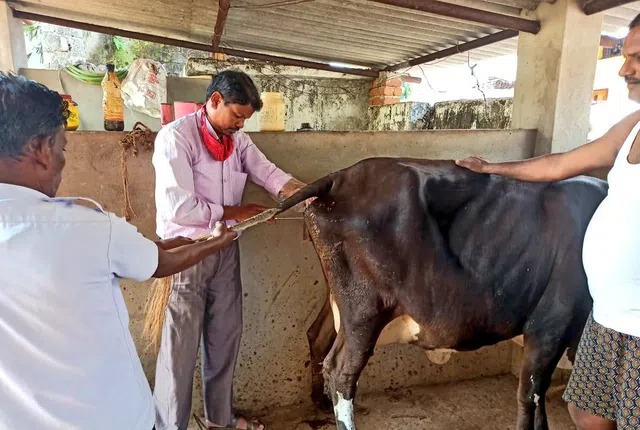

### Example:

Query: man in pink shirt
xmin=152 ymin=70 xmax=303 ymax=430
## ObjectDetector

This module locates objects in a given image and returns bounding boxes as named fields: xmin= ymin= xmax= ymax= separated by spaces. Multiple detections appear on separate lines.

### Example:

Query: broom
xmin=142 ymin=208 xmax=280 ymax=354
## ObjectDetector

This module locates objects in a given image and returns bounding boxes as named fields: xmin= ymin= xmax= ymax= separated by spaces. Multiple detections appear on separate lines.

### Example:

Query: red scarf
xmin=198 ymin=106 xmax=235 ymax=162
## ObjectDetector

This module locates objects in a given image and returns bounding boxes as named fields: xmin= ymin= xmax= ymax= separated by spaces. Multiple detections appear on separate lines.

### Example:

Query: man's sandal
xmin=230 ymin=415 xmax=265 ymax=430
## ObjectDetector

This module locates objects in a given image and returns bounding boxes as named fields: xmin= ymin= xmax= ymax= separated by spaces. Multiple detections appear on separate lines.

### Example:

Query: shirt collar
xmin=0 ymin=183 xmax=49 ymax=200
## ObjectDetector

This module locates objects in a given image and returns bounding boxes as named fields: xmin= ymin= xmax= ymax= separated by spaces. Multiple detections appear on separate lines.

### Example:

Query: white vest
xmin=583 ymin=121 xmax=640 ymax=337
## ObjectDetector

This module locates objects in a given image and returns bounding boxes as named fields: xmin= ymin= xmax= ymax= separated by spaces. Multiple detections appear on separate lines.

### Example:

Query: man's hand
xmin=277 ymin=178 xmax=308 ymax=213
xmin=222 ymin=204 xmax=268 ymax=222
xmin=455 ymin=156 xmax=490 ymax=173
xmin=278 ymin=178 xmax=306 ymax=201
xmin=211 ymin=221 xmax=237 ymax=244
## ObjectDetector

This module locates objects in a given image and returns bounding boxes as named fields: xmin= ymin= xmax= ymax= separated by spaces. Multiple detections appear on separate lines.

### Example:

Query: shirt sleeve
xmin=107 ymin=214 xmax=159 ymax=281
xmin=237 ymin=132 xmax=292 ymax=197
xmin=153 ymin=127 xmax=224 ymax=230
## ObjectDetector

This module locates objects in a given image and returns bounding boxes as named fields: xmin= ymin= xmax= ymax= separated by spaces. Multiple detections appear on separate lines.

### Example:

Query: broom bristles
xmin=142 ymin=276 xmax=173 ymax=354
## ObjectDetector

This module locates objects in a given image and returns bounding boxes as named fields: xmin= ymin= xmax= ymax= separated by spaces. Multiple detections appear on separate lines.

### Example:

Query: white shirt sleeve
xmin=107 ymin=213 xmax=159 ymax=281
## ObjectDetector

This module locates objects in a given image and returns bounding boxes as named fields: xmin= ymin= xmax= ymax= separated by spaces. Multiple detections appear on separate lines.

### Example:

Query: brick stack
xmin=369 ymin=75 xmax=403 ymax=106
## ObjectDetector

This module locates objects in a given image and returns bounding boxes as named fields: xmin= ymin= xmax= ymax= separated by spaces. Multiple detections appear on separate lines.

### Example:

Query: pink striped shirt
xmin=153 ymin=110 xmax=291 ymax=239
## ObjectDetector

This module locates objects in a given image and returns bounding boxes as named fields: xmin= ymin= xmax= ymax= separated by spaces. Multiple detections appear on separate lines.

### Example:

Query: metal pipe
xmin=368 ymin=0 xmax=540 ymax=34
xmin=212 ymin=0 xmax=231 ymax=52
xmin=11 ymin=9 xmax=381 ymax=78
xmin=386 ymin=29 xmax=519 ymax=71
xmin=582 ymin=0 xmax=637 ymax=15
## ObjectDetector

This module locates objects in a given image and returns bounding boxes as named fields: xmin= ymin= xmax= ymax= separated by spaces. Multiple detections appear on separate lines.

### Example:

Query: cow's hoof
xmin=336 ymin=420 xmax=350 ymax=430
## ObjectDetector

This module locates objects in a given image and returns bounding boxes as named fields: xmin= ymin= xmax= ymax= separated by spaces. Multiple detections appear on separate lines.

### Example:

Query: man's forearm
xmin=221 ymin=206 xmax=238 ymax=221
xmin=153 ymin=237 xmax=232 ymax=278
xmin=154 ymin=236 xmax=193 ymax=250
xmin=485 ymin=154 xmax=565 ymax=182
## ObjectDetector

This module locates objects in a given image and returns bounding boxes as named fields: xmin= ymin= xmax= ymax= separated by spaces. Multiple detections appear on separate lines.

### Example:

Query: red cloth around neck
xmin=198 ymin=106 xmax=234 ymax=162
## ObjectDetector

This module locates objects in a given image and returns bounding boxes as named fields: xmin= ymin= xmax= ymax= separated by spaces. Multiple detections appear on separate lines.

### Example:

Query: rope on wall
xmin=118 ymin=122 xmax=154 ymax=220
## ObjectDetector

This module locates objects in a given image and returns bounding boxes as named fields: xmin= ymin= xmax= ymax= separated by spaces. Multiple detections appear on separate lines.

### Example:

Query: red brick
xmin=393 ymin=87 xmax=403 ymax=96
xmin=371 ymin=87 xmax=396 ymax=97
xmin=369 ymin=96 xmax=384 ymax=106
xmin=369 ymin=87 xmax=383 ymax=97
xmin=381 ymin=96 xmax=401 ymax=105
xmin=385 ymin=78 xmax=402 ymax=88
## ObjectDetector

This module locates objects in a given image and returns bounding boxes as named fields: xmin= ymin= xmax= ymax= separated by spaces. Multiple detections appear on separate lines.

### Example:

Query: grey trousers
xmin=153 ymin=241 xmax=242 ymax=430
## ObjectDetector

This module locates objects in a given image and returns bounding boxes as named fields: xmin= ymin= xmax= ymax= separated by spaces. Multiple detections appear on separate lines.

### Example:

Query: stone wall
xmin=24 ymin=22 xmax=203 ymax=75
xmin=25 ymin=23 xmax=87 ymax=69
xmin=369 ymin=99 xmax=513 ymax=131
xmin=427 ymin=99 xmax=513 ymax=129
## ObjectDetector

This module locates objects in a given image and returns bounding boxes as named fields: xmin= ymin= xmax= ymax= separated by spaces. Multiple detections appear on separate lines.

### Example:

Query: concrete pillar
xmin=0 ymin=1 xmax=27 ymax=73
xmin=512 ymin=0 xmax=603 ymax=155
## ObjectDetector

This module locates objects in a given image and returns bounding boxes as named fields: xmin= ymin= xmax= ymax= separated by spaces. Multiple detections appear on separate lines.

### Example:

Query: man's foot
xmin=231 ymin=415 xmax=265 ymax=430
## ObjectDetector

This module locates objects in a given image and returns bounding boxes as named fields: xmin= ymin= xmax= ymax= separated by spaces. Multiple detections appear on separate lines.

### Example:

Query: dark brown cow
xmin=276 ymin=158 xmax=607 ymax=430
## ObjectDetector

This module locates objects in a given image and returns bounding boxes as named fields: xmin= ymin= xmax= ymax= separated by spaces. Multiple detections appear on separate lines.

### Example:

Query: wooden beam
xmin=212 ymin=0 xmax=230 ymax=53
xmin=386 ymin=29 xmax=519 ymax=71
xmin=11 ymin=9 xmax=380 ymax=78
xmin=582 ymin=0 xmax=638 ymax=15
xmin=368 ymin=0 xmax=540 ymax=34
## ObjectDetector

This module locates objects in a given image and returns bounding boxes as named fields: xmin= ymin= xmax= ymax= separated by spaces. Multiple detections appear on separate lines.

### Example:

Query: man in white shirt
xmin=0 ymin=72 xmax=237 ymax=430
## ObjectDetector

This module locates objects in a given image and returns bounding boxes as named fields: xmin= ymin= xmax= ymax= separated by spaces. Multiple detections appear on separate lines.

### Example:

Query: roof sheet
xmin=7 ymin=0 xmax=639 ymax=71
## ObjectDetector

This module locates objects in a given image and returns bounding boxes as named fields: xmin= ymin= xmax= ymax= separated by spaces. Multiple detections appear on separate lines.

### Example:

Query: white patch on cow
xmin=377 ymin=315 xmax=421 ymax=346
xmin=534 ymin=394 xmax=540 ymax=406
xmin=334 ymin=392 xmax=355 ymax=430
xmin=332 ymin=313 xmax=458 ymax=365
xmin=331 ymin=294 xmax=341 ymax=333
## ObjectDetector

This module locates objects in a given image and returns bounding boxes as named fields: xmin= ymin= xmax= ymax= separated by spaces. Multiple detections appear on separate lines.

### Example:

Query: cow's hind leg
xmin=517 ymin=325 xmax=574 ymax=430
xmin=323 ymin=311 xmax=388 ymax=430
xmin=307 ymin=293 xmax=336 ymax=412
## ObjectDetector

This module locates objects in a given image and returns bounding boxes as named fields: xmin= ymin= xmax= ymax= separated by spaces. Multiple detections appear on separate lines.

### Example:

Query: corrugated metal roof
xmin=403 ymin=1 xmax=640 ymax=70
xmin=6 ymin=0 xmax=640 ymax=71
xmin=603 ymin=2 xmax=640 ymax=35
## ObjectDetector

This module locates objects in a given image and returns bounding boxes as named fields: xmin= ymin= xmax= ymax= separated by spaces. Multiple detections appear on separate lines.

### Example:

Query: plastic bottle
xmin=102 ymin=63 xmax=125 ymax=131
xmin=259 ymin=92 xmax=285 ymax=131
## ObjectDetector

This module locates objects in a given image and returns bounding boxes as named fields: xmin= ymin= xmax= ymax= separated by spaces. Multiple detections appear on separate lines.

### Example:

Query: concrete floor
xmin=191 ymin=375 xmax=575 ymax=429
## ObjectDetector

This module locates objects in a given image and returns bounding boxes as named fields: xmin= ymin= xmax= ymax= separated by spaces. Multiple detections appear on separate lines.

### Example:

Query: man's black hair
xmin=205 ymin=70 xmax=262 ymax=111
xmin=0 ymin=72 xmax=66 ymax=158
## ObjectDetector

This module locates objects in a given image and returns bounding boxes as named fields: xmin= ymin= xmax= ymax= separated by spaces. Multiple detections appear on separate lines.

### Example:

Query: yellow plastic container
xmin=60 ymin=94 xmax=79 ymax=131
xmin=259 ymin=92 xmax=285 ymax=131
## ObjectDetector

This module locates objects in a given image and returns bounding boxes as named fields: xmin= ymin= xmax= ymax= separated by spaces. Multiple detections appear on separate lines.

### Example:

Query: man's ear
xmin=26 ymin=135 xmax=54 ymax=170
xmin=210 ymin=92 xmax=223 ymax=108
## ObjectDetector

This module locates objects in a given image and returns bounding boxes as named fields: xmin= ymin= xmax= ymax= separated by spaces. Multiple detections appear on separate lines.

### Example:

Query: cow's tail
xmin=276 ymin=174 xmax=334 ymax=214
xmin=142 ymin=276 xmax=172 ymax=354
